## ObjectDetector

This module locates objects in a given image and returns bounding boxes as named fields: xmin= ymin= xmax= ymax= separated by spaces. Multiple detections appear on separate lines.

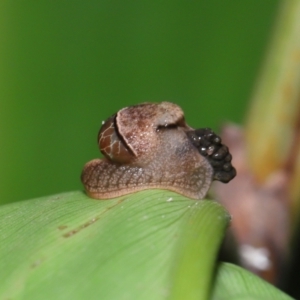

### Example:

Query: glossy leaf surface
xmin=0 ymin=190 xmax=228 ymax=300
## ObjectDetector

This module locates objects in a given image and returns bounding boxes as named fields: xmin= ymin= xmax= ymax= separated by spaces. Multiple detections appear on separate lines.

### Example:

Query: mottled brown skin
xmin=81 ymin=102 xmax=235 ymax=199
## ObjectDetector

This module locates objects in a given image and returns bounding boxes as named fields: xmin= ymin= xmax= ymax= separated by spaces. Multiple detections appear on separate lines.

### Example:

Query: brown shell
xmin=98 ymin=115 xmax=135 ymax=164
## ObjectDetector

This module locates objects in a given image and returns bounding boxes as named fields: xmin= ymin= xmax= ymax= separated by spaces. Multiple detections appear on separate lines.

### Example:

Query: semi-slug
xmin=81 ymin=102 xmax=236 ymax=199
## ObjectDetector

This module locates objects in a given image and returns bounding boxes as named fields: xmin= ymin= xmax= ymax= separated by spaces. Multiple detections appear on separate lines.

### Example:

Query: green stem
xmin=245 ymin=0 xmax=300 ymax=217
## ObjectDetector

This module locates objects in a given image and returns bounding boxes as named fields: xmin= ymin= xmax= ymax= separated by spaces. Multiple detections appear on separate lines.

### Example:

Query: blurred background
xmin=0 ymin=0 xmax=280 ymax=204
xmin=4 ymin=1 xmax=300 ymax=298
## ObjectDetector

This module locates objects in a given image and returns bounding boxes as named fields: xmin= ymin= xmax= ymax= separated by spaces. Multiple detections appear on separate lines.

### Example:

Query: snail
xmin=81 ymin=102 xmax=236 ymax=200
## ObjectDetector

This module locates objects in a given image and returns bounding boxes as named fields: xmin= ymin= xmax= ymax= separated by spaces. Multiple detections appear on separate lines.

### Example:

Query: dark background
xmin=0 ymin=1 xmax=279 ymax=204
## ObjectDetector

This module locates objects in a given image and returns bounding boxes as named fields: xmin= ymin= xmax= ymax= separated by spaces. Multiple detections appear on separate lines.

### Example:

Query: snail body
xmin=81 ymin=102 xmax=236 ymax=199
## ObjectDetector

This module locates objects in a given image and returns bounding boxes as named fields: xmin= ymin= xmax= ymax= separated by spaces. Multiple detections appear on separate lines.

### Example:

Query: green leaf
xmin=0 ymin=190 xmax=229 ymax=300
xmin=211 ymin=262 xmax=294 ymax=300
